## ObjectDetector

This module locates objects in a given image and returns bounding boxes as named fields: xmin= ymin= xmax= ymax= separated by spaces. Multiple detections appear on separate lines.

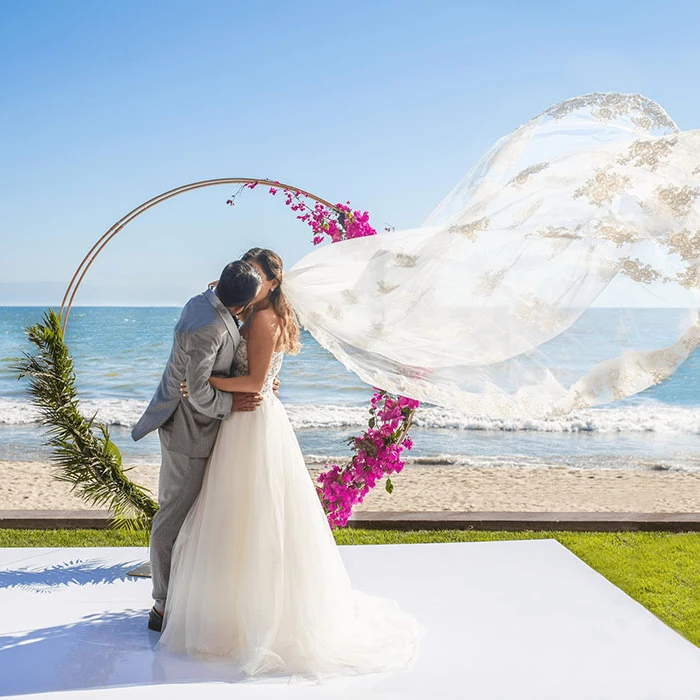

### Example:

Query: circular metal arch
xmin=59 ymin=178 xmax=339 ymax=332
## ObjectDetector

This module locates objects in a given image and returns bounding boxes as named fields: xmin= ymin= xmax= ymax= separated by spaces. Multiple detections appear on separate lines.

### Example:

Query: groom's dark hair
xmin=215 ymin=260 xmax=262 ymax=308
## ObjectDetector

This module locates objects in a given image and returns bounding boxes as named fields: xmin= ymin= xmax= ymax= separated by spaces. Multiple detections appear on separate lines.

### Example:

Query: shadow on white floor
xmin=1 ymin=540 xmax=700 ymax=699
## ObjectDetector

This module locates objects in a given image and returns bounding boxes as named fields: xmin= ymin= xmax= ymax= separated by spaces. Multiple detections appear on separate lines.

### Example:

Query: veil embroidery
xmin=286 ymin=94 xmax=700 ymax=417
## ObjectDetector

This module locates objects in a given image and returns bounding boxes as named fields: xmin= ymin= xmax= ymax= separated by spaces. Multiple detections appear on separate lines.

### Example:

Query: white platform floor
xmin=1 ymin=540 xmax=699 ymax=699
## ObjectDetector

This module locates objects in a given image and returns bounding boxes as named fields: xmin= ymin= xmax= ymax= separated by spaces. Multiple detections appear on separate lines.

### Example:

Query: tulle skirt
xmin=157 ymin=394 xmax=424 ymax=680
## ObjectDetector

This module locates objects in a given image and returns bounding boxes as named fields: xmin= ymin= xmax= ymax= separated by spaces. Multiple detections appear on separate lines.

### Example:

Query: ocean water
xmin=1 ymin=306 xmax=699 ymax=472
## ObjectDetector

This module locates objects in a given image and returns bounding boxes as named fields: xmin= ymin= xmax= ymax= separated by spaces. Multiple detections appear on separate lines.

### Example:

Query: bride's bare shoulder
xmin=247 ymin=307 xmax=281 ymax=340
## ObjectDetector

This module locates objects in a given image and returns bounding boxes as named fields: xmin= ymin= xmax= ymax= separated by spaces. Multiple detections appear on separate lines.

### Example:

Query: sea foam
xmin=2 ymin=397 xmax=700 ymax=434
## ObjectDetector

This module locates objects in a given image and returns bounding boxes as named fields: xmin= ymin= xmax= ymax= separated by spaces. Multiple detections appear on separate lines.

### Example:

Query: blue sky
xmin=2 ymin=0 xmax=700 ymax=305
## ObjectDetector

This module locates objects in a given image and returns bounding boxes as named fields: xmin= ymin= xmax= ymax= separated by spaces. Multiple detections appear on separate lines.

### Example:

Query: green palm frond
xmin=13 ymin=309 xmax=158 ymax=531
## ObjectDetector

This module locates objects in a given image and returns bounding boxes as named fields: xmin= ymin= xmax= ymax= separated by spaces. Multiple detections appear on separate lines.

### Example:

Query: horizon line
xmin=0 ymin=304 xmax=697 ymax=311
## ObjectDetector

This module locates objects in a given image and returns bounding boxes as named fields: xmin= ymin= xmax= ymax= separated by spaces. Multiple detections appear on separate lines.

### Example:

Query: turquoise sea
xmin=1 ymin=306 xmax=699 ymax=472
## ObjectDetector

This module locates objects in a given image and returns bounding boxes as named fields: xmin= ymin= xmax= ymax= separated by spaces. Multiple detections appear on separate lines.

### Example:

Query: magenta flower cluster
xmin=228 ymin=180 xmax=379 ymax=245
xmin=316 ymin=391 xmax=420 ymax=529
xmin=227 ymin=180 xmax=420 ymax=528
xmin=308 ymin=202 xmax=377 ymax=246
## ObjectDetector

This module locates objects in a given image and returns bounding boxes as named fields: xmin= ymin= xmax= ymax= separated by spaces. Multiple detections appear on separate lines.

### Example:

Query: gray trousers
xmin=150 ymin=430 xmax=208 ymax=611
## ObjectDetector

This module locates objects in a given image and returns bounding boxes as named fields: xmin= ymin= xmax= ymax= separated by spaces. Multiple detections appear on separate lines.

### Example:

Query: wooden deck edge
xmin=2 ymin=510 xmax=700 ymax=532
xmin=0 ymin=510 xmax=114 ymax=530
xmin=347 ymin=511 xmax=700 ymax=532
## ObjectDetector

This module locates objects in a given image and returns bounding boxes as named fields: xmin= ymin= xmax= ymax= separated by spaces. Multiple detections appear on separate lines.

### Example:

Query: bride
xmin=157 ymin=248 xmax=424 ymax=679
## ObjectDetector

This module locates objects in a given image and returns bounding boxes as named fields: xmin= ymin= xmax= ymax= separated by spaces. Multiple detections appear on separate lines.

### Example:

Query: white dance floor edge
xmin=1 ymin=540 xmax=699 ymax=699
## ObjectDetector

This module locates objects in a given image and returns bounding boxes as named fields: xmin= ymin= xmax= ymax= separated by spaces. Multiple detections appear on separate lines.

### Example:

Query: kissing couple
xmin=131 ymin=248 xmax=424 ymax=680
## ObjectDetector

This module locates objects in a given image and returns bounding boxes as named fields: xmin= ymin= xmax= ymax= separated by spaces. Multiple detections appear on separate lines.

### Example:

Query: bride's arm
xmin=208 ymin=309 xmax=280 ymax=394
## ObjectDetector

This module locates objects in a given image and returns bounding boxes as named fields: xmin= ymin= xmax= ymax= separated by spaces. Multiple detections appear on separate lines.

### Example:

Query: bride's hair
xmin=242 ymin=248 xmax=301 ymax=355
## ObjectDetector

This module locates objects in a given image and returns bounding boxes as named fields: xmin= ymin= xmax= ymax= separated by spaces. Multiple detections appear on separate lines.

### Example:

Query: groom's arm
xmin=182 ymin=325 xmax=233 ymax=419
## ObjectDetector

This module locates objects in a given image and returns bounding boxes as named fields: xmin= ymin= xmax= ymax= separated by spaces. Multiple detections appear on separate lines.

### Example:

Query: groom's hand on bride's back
xmin=232 ymin=392 xmax=263 ymax=412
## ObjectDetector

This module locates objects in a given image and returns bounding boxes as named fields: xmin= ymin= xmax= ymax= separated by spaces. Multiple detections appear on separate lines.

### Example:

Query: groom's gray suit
xmin=132 ymin=287 xmax=241 ymax=611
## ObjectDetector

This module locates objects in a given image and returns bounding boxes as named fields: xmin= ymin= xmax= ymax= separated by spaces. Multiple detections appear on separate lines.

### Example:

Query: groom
xmin=132 ymin=260 xmax=263 ymax=631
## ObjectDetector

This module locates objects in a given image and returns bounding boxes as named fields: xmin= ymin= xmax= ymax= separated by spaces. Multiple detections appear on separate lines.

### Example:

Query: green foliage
xmin=13 ymin=309 xmax=158 ymax=530
xmin=0 ymin=528 xmax=151 ymax=547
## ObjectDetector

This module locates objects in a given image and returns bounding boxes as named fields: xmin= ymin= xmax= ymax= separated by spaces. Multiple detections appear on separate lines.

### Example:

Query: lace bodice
xmin=233 ymin=338 xmax=284 ymax=397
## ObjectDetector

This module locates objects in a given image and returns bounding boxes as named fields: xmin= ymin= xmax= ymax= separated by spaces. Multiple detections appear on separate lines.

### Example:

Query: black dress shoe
xmin=148 ymin=606 xmax=164 ymax=632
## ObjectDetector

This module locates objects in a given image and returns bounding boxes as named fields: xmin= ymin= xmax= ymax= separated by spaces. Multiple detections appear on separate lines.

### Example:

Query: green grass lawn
xmin=2 ymin=528 xmax=698 ymax=647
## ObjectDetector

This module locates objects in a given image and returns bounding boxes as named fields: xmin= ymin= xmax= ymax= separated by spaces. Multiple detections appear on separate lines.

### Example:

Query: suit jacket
xmin=131 ymin=288 xmax=241 ymax=458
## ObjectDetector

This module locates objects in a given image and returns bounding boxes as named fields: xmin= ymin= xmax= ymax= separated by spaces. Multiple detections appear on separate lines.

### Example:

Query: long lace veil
xmin=285 ymin=94 xmax=700 ymax=418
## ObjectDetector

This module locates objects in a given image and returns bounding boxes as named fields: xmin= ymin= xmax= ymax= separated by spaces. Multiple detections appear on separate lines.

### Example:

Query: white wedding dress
xmin=158 ymin=339 xmax=424 ymax=679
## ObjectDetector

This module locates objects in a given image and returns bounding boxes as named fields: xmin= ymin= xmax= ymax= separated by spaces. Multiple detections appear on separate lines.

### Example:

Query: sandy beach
xmin=1 ymin=460 xmax=699 ymax=513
